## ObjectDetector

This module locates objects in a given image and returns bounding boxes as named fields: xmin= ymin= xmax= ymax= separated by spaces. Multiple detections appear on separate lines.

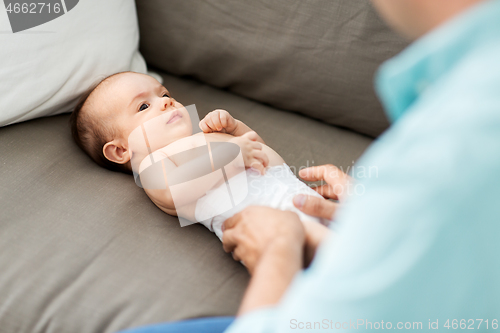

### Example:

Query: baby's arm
xmin=199 ymin=109 xmax=265 ymax=144
xmin=140 ymin=155 xmax=178 ymax=215
xmin=140 ymin=150 xmax=225 ymax=221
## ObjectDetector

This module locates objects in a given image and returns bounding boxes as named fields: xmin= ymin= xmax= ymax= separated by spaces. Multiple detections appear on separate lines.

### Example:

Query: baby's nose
xmin=162 ymin=98 xmax=174 ymax=110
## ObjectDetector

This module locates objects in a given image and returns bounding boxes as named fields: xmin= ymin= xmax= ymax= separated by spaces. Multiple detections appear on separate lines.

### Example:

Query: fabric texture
xmin=0 ymin=0 xmax=147 ymax=127
xmin=0 ymin=71 xmax=372 ymax=333
xmin=225 ymin=1 xmax=500 ymax=332
xmin=136 ymin=0 xmax=408 ymax=137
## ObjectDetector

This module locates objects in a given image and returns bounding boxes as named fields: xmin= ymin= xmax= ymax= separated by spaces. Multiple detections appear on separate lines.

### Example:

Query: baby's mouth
xmin=166 ymin=110 xmax=183 ymax=124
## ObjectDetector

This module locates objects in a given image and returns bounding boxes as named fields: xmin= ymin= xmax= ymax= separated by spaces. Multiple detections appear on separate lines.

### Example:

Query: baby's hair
xmin=69 ymin=71 xmax=132 ymax=174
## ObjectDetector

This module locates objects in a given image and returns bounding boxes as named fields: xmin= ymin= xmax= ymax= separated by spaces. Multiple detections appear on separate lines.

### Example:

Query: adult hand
xmin=222 ymin=206 xmax=305 ymax=314
xmin=291 ymin=165 xmax=351 ymax=265
xmin=293 ymin=164 xmax=353 ymax=219
xmin=222 ymin=206 xmax=305 ymax=275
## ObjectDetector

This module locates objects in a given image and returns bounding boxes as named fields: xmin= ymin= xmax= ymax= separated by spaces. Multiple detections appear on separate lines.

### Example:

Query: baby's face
xmin=99 ymin=72 xmax=192 ymax=152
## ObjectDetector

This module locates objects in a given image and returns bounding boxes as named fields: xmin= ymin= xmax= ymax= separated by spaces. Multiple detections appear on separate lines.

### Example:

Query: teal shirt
xmin=225 ymin=0 xmax=500 ymax=332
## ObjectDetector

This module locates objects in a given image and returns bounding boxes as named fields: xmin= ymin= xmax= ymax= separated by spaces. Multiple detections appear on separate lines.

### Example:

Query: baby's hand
xmin=230 ymin=131 xmax=269 ymax=174
xmin=199 ymin=109 xmax=238 ymax=134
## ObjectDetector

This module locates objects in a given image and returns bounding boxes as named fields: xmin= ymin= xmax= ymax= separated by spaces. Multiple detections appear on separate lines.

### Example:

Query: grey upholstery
xmin=136 ymin=0 xmax=408 ymax=137
xmin=0 ymin=71 xmax=372 ymax=332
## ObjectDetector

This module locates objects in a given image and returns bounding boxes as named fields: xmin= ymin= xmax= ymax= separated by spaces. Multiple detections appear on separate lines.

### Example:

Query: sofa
xmin=0 ymin=1 xmax=407 ymax=332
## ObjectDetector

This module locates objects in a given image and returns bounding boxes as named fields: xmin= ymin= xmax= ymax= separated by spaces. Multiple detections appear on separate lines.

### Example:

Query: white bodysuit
xmin=195 ymin=163 xmax=324 ymax=241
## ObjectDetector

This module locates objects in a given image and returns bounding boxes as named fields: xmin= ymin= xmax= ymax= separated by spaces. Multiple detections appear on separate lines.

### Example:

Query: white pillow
xmin=0 ymin=0 xmax=148 ymax=126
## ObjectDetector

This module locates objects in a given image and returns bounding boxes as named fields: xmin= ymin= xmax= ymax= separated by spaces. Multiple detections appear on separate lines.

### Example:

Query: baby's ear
xmin=103 ymin=139 xmax=130 ymax=164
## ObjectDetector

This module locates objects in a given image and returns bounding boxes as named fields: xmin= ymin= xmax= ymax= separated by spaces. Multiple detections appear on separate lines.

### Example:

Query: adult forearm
xmin=237 ymin=239 xmax=303 ymax=315
xmin=302 ymin=220 xmax=333 ymax=267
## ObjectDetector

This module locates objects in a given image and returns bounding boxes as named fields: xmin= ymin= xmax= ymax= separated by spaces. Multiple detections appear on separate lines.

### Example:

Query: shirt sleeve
xmin=224 ymin=101 xmax=500 ymax=332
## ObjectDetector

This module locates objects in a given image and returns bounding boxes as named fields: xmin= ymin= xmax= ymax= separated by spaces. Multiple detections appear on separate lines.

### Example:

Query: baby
xmin=70 ymin=71 xmax=325 ymax=240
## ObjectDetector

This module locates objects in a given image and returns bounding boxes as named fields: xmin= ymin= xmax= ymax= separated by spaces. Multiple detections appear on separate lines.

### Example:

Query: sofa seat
xmin=0 ymin=71 xmax=373 ymax=333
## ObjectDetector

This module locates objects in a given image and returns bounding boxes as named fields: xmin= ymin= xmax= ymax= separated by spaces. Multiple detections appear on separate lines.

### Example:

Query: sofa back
xmin=136 ymin=0 xmax=408 ymax=137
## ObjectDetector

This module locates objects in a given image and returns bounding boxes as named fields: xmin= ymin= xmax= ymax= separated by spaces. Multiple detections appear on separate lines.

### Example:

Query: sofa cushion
xmin=0 ymin=0 xmax=147 ymax=127
xmin=0 ymin=71 xmax=372 ymax=333
xmin=136 ymin=0 xmax=408 ymax=137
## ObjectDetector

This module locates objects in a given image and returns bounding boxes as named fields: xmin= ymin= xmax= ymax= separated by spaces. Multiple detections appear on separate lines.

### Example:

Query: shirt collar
xmin=375 ymin=0 xmax=500 ymax=123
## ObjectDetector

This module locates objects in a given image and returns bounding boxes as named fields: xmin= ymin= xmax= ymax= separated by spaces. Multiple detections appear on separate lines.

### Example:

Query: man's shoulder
xmin=406 ymin=41 xmax=500 ymax=135
xmin=440 ymin=41 xmax=500 ymax=103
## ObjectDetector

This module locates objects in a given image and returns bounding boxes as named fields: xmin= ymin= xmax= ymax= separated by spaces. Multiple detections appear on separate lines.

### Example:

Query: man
xmin=222 ymin=0 xmax=500 ymax=331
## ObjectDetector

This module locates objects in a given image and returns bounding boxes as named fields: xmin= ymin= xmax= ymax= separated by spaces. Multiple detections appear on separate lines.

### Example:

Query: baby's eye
xmin=163 ymin=93 xmax=170 ymax=98
xmin=139 ymin=103 xmax=149 ymax=112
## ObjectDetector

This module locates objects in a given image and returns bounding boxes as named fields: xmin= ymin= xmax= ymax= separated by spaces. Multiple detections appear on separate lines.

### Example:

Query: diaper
xmin=195 ymin=163 xmax=325 ymax=241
